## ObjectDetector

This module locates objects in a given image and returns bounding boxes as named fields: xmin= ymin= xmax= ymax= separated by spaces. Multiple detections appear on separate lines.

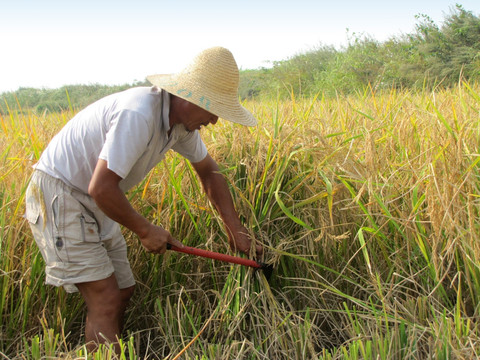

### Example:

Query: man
xmin=25 ymin=46 xmax=262 ymax=352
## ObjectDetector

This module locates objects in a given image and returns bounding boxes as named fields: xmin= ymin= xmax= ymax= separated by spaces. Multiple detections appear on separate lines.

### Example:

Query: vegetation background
xmin=1 ymin=4 xmax=480 ymax=359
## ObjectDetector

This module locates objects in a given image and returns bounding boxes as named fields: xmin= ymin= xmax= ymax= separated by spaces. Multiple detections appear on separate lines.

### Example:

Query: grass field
xmin=1 ymin=82 xmax=480 ymax=359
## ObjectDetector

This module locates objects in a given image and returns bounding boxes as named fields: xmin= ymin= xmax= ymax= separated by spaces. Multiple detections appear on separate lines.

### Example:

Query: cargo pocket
xmin=80 ymin=212 xmax=101 ymax=243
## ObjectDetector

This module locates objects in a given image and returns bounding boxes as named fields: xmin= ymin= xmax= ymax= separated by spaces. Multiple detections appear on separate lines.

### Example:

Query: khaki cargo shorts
xmin=25 ymin=170 xmax=135 ymax=293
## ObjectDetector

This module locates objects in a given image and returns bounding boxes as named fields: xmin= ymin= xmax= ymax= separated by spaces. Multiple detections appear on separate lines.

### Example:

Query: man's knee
xmin=120 ymin=285 xmax=135 ymax=305
xmin=90 ymin=291 xmax=123 ymax=319
xmin=77 ymin=275 xmax=124 ymax=316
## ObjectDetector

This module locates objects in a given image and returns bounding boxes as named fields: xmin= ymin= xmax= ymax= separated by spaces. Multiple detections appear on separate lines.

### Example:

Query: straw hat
xmin=147 ymin=47 xmax=257 ymax=127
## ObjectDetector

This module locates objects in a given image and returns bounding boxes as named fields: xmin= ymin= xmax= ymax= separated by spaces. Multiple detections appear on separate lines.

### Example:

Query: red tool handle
xmin=167 ymin=243 xmax=262 ymax=269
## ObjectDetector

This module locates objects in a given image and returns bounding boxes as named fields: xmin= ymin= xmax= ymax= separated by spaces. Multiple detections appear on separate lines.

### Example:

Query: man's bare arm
xmin=192 ymin=154 xmax=262 ymax=257
xmin=88 ymin=159 xmax=183 ymax=254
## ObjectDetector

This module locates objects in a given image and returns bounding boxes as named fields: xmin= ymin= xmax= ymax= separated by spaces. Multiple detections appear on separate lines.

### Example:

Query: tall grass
xmin=1 ymin=82 xmax=480 ymax=358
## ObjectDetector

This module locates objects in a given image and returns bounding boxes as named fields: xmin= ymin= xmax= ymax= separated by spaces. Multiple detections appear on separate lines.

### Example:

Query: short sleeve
xmin=172 ymin=130 xmax=208 ymax=163
xmin=99 ymin=110 xmax=151 ymax=178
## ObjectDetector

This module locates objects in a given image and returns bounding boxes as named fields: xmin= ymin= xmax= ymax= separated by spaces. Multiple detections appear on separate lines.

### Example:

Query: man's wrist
xmin=131 ymin=217 xmax=152 ymax=239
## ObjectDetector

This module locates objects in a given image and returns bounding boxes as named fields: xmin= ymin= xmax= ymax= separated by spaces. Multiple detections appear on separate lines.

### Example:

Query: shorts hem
xmin=45 ymin=271 xmax=136 ymax=293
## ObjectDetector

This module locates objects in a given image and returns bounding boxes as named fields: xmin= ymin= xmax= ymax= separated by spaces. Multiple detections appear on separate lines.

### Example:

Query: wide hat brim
xmin=147 ymin=47 xmax=258 ymax=127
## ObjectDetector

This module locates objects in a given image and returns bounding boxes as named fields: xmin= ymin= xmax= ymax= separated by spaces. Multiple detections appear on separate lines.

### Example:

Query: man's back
xmin=35 ymin=87 xmax=162 ymax=193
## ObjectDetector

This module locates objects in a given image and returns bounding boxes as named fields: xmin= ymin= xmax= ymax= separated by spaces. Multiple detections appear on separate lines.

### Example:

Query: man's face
xmin=170 ymin=95 xmax=219 ymax=132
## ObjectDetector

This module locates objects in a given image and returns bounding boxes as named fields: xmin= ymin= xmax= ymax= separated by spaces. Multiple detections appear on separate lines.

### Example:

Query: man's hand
xmin=227 ymin=224 xmax=263 ymax=258
xmin=139 ymin=224 xmax=184 ymax=254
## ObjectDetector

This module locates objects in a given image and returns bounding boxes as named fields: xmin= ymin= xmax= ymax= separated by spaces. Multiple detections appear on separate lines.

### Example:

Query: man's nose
xmin=210 ymin=116 xmax=218 ymax=125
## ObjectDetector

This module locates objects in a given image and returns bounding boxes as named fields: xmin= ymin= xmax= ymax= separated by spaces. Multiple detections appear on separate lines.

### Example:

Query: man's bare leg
xmin=76 ymin=274 xmax=134 ymax=353
xmin=119 ymin=285 xmax=135 ymax=332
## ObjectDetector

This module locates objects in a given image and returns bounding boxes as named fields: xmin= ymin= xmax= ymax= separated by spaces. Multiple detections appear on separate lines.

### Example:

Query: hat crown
xmin=184 ymin=47 xmax=239 ymax=93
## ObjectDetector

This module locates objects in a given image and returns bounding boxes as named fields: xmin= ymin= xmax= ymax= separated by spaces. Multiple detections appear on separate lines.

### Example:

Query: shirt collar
xmin=162 ymin=90 xmax=190 ymax=137
xmin=162 ymin=89 xmax=171 ymax=132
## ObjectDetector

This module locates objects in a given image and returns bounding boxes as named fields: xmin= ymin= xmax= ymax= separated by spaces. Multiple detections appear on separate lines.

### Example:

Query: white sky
xmin=1 ymin=0 xmax=479 ymax=93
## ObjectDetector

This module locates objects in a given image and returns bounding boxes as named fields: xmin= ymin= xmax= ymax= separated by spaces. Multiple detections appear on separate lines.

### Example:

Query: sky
xmin=1 ymin=0 xmax=479 ymax=93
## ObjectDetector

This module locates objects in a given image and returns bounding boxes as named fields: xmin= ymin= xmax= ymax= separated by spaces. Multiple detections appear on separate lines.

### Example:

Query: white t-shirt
xmin=35 ymin=87 xmax=208 ymax=193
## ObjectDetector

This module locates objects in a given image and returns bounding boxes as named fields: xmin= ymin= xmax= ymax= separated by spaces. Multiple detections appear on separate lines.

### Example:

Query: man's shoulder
xmin=106 ymin=86 xmax=163 ymax=119
xmin=117 ymin=86 xmax=161 ymax=105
